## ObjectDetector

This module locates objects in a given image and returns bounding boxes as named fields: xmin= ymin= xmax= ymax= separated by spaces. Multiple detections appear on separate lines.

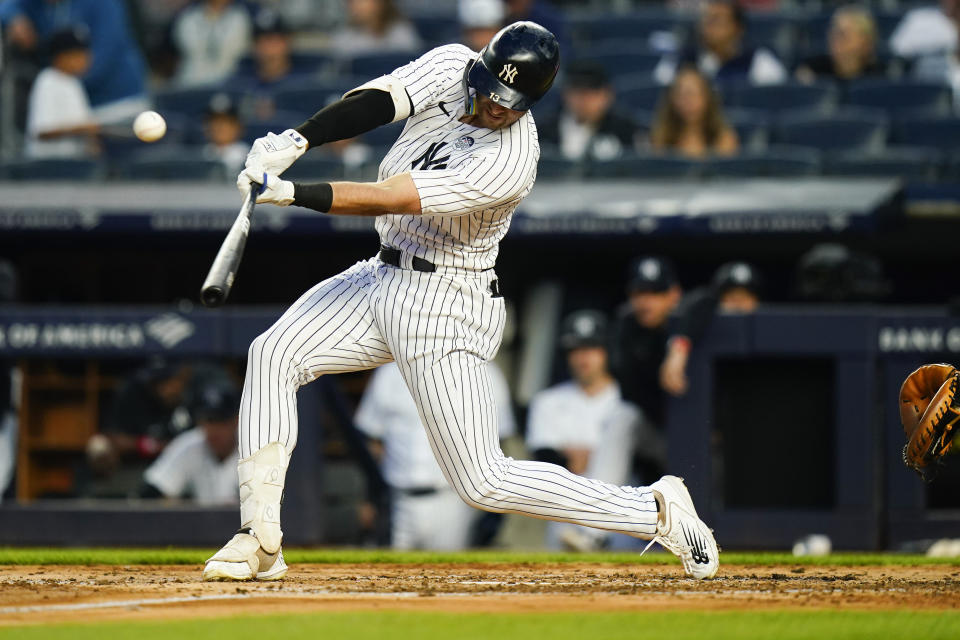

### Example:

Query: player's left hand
xmin=239 ymin=167 xmax=295 ymax=206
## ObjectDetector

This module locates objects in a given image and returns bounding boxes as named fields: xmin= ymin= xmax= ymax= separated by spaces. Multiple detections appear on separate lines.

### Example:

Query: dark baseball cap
xmin=559 ymin=310 xmax=608 ymax=350
xmin=193 ymin=382 xmax=240 ymax=422
xmin=565 ymin=60 xmax=610 ymax=90
xmin=253 ymin=8 xmax=290 ymax=37
xmin=627 ymin=256 xmax=678 ymax=293
xmin=47 ymin=26 xmax=90 ymax=57
xmin=712 ymin=261 xmax=761 ymax=295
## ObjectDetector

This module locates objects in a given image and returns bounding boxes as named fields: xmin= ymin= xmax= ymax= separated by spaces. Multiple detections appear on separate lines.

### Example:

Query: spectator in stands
xmin=796 ymin=6 xmax=882 ymax=84
xmin=355 ymin=361 xmax=515 ymax=550
xmin=659 ymin=262 xmax=762 ymax=397
xmin=459 ymin=0 xmax=505 ymax=53
xmin=233 ymin=9 xmax=299 ymax=120
xmin=331 ymin=0 xmax=422 ymax=57
xmin=141 ymin=381 xmax=240 ymax=505
xmin=172 ymin=0 xmax=252 ymax=87
xmin=0 ymin=261 xmax=18 ymax=503
xmin=649 ymin=66 xmax=738 ymax=158
xmin=86 ymin=358 xmax=195 ymax=478
xmin=527 ymin=310 xmax=657 ymax=551
xmin=538 ymin=61 xmax=640 ymax=161
xmin=24 ymin=27 xmax=100 ymax=159
xmin=505 ymin=0 xmax=568 ymax=55
xmin=0 ymin=0 xmax=149 ymax=124
xmin=655 ymin=0 xmax=787 ymax=87
xmin=609 ymin=256 xmax=682 ymax=454
xmin=890 ymin=0 xmax=958 ymax=60
xmin=202 ymin=93 xmax=247 ymax=175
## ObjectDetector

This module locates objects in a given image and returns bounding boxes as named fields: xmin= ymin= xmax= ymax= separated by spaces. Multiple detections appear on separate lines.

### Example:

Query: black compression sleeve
xmin=293 ymin=182 xmax=334 ymax=213
xmin=295 ymin=89 xmax=397 ymax=148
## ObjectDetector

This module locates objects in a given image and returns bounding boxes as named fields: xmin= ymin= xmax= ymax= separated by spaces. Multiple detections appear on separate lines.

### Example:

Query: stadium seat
xmin=843 ymin=80 xmax=951 ymax=116
xmin=725 ymin=108 xmax=770 ymax=152
xmin=744 ymin=12 xmax=798 ymax=58
xmin=822 ymin=147 xmax=942 ymax=181
xmin=410 ymin=15 xmax=458 ymax=46
xmin=279 ymin=156 xmax=347 ymax=181
xmin=243 ymin=111 xmax=309 ymax=144
xmin=272 ymin=79 xmax=366 ymax=116
xmin=361 ymin=121 xmax=405 ymax=147
xmin=345 ymin=52 xmax=417 ymax=78
xmin=586 ymin=152 xmax=702 ymax=179
xmin=154 ymin=86 xmax=239 ymax=118
xmin=893 ymin=116 xmax=960 ymax=152
xmin=617 ymin=80 xmax=667 ymax=112
xmin=234 ymin=52 xmax=334 ymax=78
xmin=537 ymin=150 xmax=585 ymax=179
xmin=4 ymin=158 xmax=103 ymax=181
xmin=568 ymin=11 xmax=693 ymax=48
xmin=703 ymin=146 xmax=820 ymax=177
xmin=571 ymin=46 xmax=663 ymax=80
xmin=122 ymin=157 xmax=227 ymax=181
xmin=729 ymin=83 xmax=836 ymax=115
xmin=774 ymin=110 xmax=887 ymax=152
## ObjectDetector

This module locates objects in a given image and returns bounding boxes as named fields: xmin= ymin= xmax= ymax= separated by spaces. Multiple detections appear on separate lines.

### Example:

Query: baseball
xmin=133 ymin=110 xmax=166 ymax=143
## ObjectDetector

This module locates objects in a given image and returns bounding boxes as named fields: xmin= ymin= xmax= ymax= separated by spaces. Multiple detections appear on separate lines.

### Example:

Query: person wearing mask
xmin=655 ymin=0 xmax=786 ymax=87
xmin=659 ymin=261 xmax=762 ymax=397
xmin=796 ymin=6 xmax=883 ymax=84
xmin=141 ymin=381 xmax=241 ymax=505
xmin=527 ymin=311 xmax=657 ymax=551
xmin=538 ymin=61 xmax=641 ymax=161
xmin=24 ymin=26 xmax=99 ymax=159
xmin=355 ymin=361 xmax=515 ymax=550
xmin=172 ymin=0 xmax=252 ymax=87
xmin=649 ymin=65 xmax=738 ymax=158
xmin=331 ymin=0 xmax=422 ymax=57
xmin=0 ymin=0 xmax=149 ymax=124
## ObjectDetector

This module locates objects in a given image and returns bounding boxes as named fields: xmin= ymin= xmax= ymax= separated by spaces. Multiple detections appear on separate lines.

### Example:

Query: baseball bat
xmin=200 ymin=189 xmax=257 ymax=308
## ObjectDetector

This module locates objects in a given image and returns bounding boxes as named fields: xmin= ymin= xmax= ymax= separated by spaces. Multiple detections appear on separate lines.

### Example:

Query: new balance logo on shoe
xmin=683 ymin=523 xmax=710 ymax=564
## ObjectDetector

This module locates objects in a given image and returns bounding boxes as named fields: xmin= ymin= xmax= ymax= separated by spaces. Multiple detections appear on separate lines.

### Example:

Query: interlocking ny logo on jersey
xmin=499 ymin=63 xmax=518 ymax=84
xmin=411 ymin=142 xmax=450 ymax=170
xmin=683 ymin=523 xmax=710 ymax=564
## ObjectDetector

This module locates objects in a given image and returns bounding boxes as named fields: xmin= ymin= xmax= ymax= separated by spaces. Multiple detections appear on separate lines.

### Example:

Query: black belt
xmin=378 ymin=245 xmax=502 ymax=298
xmin=394 ymin=486 xmax=441 ymax=497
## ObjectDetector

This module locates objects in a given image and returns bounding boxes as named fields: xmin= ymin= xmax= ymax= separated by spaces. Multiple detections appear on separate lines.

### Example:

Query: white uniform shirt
xmin=143 ymin=428 xmax=239 ymax=505
xmin=173 ymin=5 xmax=252 ymax=87
xmin=364 ymin=44 xmax=541 ymax=271
xmin=526 ymin=380 xmax=639 ymax=452
xmin=355 ymin=361 xmax=515 ymax=490
xmin=25 ymin=68 xmax=94 ymax=159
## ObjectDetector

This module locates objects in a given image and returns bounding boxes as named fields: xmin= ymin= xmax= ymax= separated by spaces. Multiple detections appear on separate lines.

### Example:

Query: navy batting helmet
xmin=463 ymin=21 xmax=560 ymax=113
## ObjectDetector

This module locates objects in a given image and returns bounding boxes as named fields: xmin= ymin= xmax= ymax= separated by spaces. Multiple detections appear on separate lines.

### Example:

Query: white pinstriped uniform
xmin=238 ymin=44 xmax=660 ymax=540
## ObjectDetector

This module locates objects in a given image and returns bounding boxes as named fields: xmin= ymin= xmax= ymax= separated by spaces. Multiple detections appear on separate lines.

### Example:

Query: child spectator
xmin=796 ymin=6 xmax=883 ymax=84
xmin=25 ymin=27 xmax=99 ymax=159
xmin=202 ymin=93 xmax=247 ymax=176
xmin=538 ymin=61 xmax=641 ymax=161
xmin=650 ymin=66 xmax=738 ymax=158
xmin=332 ymin=0 xmax=422 ymax=57
xmin=172 ymin=0 xmax=252 ymax=87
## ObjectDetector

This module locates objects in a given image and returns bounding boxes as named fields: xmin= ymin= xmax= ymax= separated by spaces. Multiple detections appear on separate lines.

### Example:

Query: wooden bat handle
xmin=200 ymin=189 xmax=257 ymax=308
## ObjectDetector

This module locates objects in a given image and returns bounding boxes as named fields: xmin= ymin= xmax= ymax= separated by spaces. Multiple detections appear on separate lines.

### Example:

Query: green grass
xmin=3 ymin=611 xmax=958 ymax=640
xmin=1 ymin=547 xmax=958 ymax=566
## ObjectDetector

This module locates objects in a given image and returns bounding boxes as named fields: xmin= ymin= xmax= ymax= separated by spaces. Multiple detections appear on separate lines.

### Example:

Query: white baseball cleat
xmin=203 ymin=530 xmax=288 ymax=582
xmin=643 ymin=475 xmax=719 ymax=579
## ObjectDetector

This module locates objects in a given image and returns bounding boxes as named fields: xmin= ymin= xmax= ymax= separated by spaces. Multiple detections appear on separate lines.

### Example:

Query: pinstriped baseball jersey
xmin=373 ymin=44 xmax=539 ymax=271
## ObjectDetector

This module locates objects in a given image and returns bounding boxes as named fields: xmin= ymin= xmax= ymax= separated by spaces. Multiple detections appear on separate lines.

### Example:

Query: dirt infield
xmin=1 ymin=562 xmax=958 ymax=626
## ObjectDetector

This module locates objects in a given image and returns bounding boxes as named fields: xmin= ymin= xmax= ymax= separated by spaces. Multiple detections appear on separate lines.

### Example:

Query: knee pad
xmin=238 ymin=442 xmax=288 ymax=553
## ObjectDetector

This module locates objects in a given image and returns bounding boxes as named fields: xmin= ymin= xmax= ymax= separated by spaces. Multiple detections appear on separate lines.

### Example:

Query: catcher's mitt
xmin=900 ymin=363 xmax=960 ymax=480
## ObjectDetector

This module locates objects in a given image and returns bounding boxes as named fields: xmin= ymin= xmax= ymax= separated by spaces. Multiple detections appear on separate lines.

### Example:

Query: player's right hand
xmin=241 ymin=129 xmax=307 ymax=191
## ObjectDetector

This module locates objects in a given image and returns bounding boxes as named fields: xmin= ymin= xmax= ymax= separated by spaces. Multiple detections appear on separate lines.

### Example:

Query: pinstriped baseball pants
xmin=239 ymin=257 xmax=660 ymax=538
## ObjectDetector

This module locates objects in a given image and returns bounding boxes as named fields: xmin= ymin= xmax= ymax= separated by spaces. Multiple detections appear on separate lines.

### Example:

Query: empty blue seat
xmin=744 ymin=12 xmax=797 ymax=57
xmin=774 ymin=110 xmax=887 ymax=152
xmin=346 ymin=52 xmax=416 ymax=78
xmin=279 ymin=156 xmax=347 ymax=181
xmin=537 ymin=149 xmax=584 ymax=179
xmin=844 ymin=80 xmax=951 ymax=116
xmin=243 ymin=111 xmax=308 ymax=144
xmin=893 ymin=116 xmax=960 ymax=151
xmin=704 ymin=146 xmax=820 ymax=177
xmin=573 ymin=47 xmax=663 ymax=80
xmin=123 ymin=157 xmax=226 ymax=181
xmin=4 ymin=158 xmax=102 ymax=180
xmin=411 ymin=15 xmax=458 ymax=45
xmin=730 ymin=83 xmax=836 ymax=114
xmin=587 ymin=152 xmax=702 ymax=179
xmin=272 ymin=79 xmax=365 ymax=116
xmin=617 ymin=80 xmax=667 ymax=112
xmin=154 ymin=86 xmax=238 ymax=118
xmin=569 ymin=12 xmax=692 ymax=46
xmin=725 ymin=108 xmax=770 ymax=152
xmin=822 ymin=147 xmax=941 ymax=180
xmin=362 ymin=121 xmax=405 ymax=147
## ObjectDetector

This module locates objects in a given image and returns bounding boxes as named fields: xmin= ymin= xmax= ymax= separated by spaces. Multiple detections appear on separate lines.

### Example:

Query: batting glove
xmin=238 ymin=129 xmax=307 ymax=195
xmin=240 ymin=167 xmax=295 ymax=206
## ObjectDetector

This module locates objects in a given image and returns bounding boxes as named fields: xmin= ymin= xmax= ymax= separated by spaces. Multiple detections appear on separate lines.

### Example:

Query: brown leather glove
xmin=900 ymin=363 xmax=960 ymax=480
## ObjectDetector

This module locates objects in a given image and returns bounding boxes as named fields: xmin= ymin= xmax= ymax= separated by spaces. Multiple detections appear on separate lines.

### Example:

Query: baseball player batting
xmin=203 ymin=22 xmax=719 ymax=581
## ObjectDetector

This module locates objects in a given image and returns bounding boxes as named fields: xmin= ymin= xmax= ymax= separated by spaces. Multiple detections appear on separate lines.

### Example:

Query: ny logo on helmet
xmin=498 ymin=63 xmax=518 ymax=84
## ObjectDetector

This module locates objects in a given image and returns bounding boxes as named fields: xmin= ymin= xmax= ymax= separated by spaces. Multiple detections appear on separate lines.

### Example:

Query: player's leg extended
xmin=205 ymin=259 xmax=392 ymax=581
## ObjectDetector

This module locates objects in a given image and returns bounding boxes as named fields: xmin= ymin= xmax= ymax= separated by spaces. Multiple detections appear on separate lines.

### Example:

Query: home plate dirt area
xmin=1 ymin=562 xmax=958 ymax=626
